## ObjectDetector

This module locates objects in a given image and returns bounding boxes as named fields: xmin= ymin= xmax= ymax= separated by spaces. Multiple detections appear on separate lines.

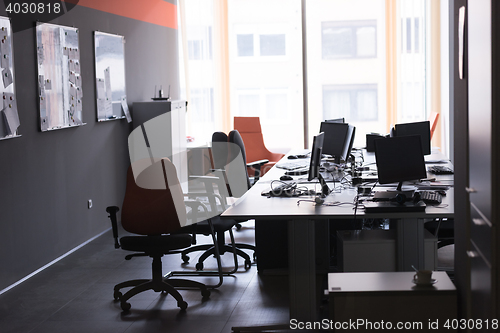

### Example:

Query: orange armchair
xmin=234 ymin=117 xmax=285 ymax=177
xmin=429 ymin=111 xmax=440 ymax=140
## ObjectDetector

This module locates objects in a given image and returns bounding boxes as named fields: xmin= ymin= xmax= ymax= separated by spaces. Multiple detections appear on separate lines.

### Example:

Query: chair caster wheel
xmin=182 ymin=254 xmax=190 ymax=263
xmin=121 ymin=301 xmax=131 ymax=311
xmin=201 ymin=289 xmax=211 ymax=298
xmin=244 ymin=259 xmax=252 ymax=270
xmin=195 ymin=262 xmax=204 ymax=271
xmin=178 ymin=300 xmax=188 ymax=310
xmin=113 ymin=290 xmax=122 ymax=300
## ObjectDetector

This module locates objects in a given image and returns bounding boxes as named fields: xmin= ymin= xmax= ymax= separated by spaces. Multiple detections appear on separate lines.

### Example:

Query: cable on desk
xmin=296 ymin=199 xmax=355 ymax=206
xmin=353 ymin=193 xmax=360 ymax=222
xmin=433 ymin=204 xmax=449 ymax=209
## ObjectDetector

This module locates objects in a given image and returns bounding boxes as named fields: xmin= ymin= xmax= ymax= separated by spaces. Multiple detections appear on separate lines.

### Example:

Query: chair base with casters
xmin=107 ymin=206 xmax=211 ymax=312
xmin=180 ymin=217 xmax=254 ymax=273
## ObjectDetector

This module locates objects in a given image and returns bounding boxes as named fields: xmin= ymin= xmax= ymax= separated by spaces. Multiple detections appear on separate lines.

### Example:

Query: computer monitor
xmin=374 ymin=135 xmax=427 ymax=193
xmin=343 ymin=125 xmax=356 ymax=162
xmin=393 ymin=121 xmax=431 ymax=155
xmin=319 ymin=122 xmax=350 ymax=163
xmin=308 ymin=132 xmax=330 ymax=197
xmin=325 ymin=118 xmax=345 ymax=123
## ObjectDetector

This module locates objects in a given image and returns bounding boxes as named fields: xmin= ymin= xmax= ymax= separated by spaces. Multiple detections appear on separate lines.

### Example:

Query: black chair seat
xmin=180 ymin=217 xmax=236 ymax=235
xmin=120 ymin=234 xmax=192 ymax=253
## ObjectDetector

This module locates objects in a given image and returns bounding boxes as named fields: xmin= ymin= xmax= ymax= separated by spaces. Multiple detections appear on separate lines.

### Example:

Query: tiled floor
xmin=0 ymin=221 xmax=292 ymax=333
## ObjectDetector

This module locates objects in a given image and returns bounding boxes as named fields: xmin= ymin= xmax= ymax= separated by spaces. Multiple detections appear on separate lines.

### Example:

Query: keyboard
xmin=276 ymin=160 xmax=309 ymax=170
xmin=285 ymin=167 xmax=309 ymax=176
xmin=428 ymin=165 xmax=454 ymax=175
xmin=419 ymin=191 xmax=443 ymax=205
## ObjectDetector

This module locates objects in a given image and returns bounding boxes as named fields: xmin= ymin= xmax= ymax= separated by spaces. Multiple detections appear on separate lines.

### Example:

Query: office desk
xmin=221 ymin=149 xmax=454 ymax=321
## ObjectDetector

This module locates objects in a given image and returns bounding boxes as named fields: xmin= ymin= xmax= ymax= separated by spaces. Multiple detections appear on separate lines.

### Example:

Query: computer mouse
xmin=287 ymin=155 xmax=298 ymax=159
xmin=280 ymin=175 xmax=293 ymax=181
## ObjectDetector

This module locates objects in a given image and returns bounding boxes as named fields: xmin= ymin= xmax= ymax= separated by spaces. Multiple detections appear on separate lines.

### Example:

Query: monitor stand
xmin=373 ymin=182 xmax=416 ymax=200
xmin=368 ymin=182 xmax=425 ymax=212
xmin=318 ymin=173 xmax=330 ymax=197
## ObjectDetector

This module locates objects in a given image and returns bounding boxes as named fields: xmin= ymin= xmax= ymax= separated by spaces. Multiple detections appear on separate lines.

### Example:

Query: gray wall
xmin=0 ymin=3 xmax=179 ymax=291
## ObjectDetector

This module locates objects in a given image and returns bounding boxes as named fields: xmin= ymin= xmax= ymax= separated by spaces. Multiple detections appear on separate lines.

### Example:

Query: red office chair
xmin=106 ymin=160 xmax=215 ymax=311
xmin=234 ymin=117 xmax=285 ymax=179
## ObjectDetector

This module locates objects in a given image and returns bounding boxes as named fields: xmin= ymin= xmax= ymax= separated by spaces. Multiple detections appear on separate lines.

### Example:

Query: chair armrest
xmin=189 ymin=175 xmax=220 ymax=181
xmin=247 ymin=159 xmax=269 ymax=168
xmin=189 ymin=171 xmax=230 ymax=206
xmin=247 ymin=159 xmax=270 ymax=183
xmin=106 ymin=206 xmax=120 ymax=249
xmin=184 ymin=192 xmax=225 ymax=210
xmin=184 ymin=199 xmax=210 ymax=222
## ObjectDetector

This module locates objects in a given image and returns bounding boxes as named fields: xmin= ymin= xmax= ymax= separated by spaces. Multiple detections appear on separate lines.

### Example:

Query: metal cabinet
xmin=467 ymin=0 xmax=499 ymax=325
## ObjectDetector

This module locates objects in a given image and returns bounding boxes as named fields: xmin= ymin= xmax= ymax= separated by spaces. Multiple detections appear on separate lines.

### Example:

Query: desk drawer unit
xmin=328 ymin=272 xmax=457 ymax=332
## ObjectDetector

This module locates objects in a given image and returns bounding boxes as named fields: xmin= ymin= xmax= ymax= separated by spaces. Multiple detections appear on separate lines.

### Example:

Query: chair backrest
xmin=210 ymin=130 xmax=251 ymax=198
xmin=211 ymin=132 xmax=229 ymax=169
xmin=121 ymin=159 xmax=186 ymax=235
xmin=234 ymin=117 xmax=273 ymax=162
xmin=228 ymin=130 xmax=252 ymax=191
xmin=429 ymin=111 xmax=440 ymax=140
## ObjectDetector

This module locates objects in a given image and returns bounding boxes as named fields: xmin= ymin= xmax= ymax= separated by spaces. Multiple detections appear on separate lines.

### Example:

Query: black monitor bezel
xmin=319 ymin=121 xmax=350 ymax=163
xmin=343 ymin=125 xmax=356 ymax=161
xmin=325 ymin=118 xmax=345 ymax=123
xmin=394 ymin=120 xmax=431 ymax=155
xmin=374 ymin=135 xmax=427 ymax=186
xmin=308 ymin=132 xmax=324 ymax=182
xmin=308 ymin=132 xmax=330 ymax=197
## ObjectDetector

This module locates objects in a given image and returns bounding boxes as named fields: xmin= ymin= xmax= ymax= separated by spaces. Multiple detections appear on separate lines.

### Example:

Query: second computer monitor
xmin=344 ymin=125 xmax=356 ymax=161
xmin=374 ymin=135 xmax=427 ymax=192
xmin=319 ymin=121 xmax=354 ymax=163
xmin=394 ymin=120 xmax=431 ymax=155
xmin=308 ymin=132 xmax=324 ymax=182
xmin=325 ymin=118 xmax=345 ymax=123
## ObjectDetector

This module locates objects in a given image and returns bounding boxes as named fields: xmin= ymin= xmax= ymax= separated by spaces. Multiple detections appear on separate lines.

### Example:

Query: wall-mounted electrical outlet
xmin=88 ymin=199 xmax=93 ymax=209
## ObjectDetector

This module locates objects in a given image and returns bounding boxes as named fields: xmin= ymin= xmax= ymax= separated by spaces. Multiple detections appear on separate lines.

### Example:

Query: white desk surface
xmin=222 ymin=149 xmax=454 ymax=221
xmin=328 ymin=271 xmax=456 ymax=293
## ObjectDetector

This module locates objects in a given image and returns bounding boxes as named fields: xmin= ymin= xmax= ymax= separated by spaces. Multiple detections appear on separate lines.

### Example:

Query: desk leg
xmin=397 ymin=218 xmax=425 ymax=271
xmin=288 ymin=219 xmax=316 ymax=322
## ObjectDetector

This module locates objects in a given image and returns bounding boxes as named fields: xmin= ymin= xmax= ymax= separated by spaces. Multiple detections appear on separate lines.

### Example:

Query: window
xmin=190 ymin=88 xmax=214 ymax=122
xmin=402 ymin=17 xmax=420 ymax=53
xmin=229 ymin=2 xmax=303 ymax=149
xmin=179 ymin=0 xmax=446 ymax=154
xmin=235 ymin=89 xmax=289 ymax=121
xmin=322 ymin=21 xmax=377 ymax=59
xmin=187 ymin=26 xmax=212 ymax=60
xmin=308 ymin=1 xmax=386 ymax=147
xmin=235 ymin=32 xmax=287 ymax=58
xmin=237 ymin=92 xmax=259 ymax=116
xmin=398 ymin=0 xmax=428 ymax=123
xmin=260 ymin=34 xmax=286 ymax=56
xmin=323 ymin=85 xmax=378 ymax=122
xmin=237 ymin=34 xmax=253 ymax=56
xmin=265 ymin=91 xmax=287 ymax=120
